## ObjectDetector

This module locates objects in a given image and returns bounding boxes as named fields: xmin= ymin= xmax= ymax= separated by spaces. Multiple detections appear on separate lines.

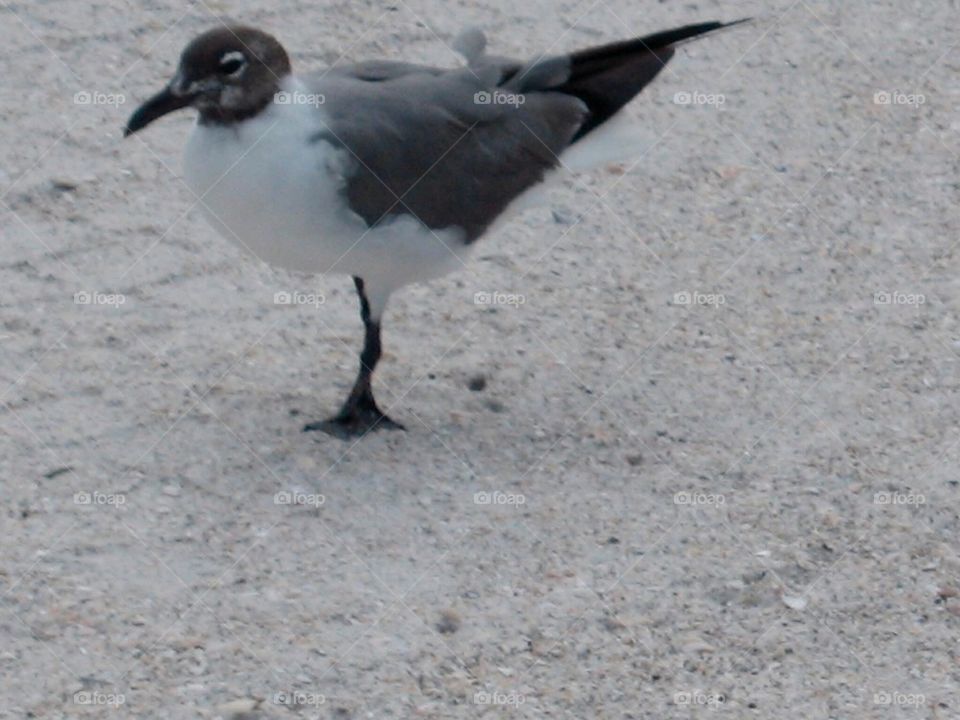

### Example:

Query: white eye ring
xmin=219 ymin=50 xmax=247 ymax=77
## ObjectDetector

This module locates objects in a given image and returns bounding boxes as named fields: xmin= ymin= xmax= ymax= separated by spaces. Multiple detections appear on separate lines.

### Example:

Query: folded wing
xmin=309 ymin=20 xmax=744 ymax=241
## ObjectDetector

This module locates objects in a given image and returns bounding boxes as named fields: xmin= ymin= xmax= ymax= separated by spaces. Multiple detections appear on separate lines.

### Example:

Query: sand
xmin=1 ymin=0 xmax=958 ymax=717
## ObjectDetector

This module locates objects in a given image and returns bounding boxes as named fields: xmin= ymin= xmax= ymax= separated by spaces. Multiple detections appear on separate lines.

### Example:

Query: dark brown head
xmin=124 ymin=26 xmax=291 ymax=136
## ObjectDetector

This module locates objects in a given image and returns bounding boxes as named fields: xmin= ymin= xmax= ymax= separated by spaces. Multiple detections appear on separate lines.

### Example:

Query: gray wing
xmin=305 ymin=20 xmax=741 ymax=242
xmin=307 ymin=60 xmax=587 ymax=243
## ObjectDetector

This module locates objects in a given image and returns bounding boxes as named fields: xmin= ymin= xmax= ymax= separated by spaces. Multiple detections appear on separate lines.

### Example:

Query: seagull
xmin=125 ymin=19 xmax=747 ymax=437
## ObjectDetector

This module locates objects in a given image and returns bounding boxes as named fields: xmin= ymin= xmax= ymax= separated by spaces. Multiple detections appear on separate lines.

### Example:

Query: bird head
xmin=124 ymin=26 xmax=291 ymax=136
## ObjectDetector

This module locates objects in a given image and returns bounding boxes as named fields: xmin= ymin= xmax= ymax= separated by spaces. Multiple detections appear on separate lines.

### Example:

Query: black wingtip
xmin=562 ymin=18 xmax=753 ymax=142
xmin=722 ymin=18 xmax=754 ymax=31
xmin=638 ymin=18 xmax=753 ymax=49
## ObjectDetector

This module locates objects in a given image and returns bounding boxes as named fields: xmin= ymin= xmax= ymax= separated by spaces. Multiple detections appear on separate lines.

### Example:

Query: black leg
xmin=303 ymin=278 xmax=405 ymax=437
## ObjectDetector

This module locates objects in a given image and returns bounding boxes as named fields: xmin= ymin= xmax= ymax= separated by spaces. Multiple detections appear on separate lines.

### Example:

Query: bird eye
xmin=218 ymin=51 xmax=246 ymax=76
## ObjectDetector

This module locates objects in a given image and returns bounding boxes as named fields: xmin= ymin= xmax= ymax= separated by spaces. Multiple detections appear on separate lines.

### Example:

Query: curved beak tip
xmin=123 ymin=86 xmax=192 ymax=138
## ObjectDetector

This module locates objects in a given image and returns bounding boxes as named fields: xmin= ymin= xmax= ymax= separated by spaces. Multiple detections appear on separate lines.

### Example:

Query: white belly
xmin=182 ymin=90 xmax=469 ymax=298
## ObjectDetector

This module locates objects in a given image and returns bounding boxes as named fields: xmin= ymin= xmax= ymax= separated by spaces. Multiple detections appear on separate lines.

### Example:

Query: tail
xmin=557 ymin=19 xmax=750 ymax=141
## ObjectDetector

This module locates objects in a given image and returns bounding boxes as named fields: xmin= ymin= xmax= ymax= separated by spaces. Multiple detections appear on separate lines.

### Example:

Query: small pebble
xmin=437 ymin=609 xmax=461 ymax=634
xmin=601 ymin=617 xmax=626 ymax=633
xmin=51 ymin=178 xmax=80 ymax=191
xmin=216 ymin=698 xmax=262 ymax=719
xmin=43 ymin=467 xmax=72 ymax=479
xmin=937 ymin=587 xmax=958 ymax=601
xmin=486 ymin=399 xmax=506 ymax=413
xmin=781 ymin=594 xmax=807 ymax=611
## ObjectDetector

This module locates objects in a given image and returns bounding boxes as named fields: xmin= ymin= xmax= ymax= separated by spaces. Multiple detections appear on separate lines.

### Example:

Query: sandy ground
xmin=2 ymin=0 xmax=959 ymax=718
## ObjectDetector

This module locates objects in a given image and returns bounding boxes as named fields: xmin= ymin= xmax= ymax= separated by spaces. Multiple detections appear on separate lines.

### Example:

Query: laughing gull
xmin=125 ymin=19 xmax=747 ymax=437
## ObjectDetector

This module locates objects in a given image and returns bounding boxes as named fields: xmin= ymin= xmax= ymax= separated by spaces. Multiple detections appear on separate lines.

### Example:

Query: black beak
xmin=123 ymin=85 xmax=194 ymax=137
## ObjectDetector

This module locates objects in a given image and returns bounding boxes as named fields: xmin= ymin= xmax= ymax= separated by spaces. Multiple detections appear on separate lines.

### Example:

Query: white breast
xmin=182 ymin=80 xmax=470 ymax=299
